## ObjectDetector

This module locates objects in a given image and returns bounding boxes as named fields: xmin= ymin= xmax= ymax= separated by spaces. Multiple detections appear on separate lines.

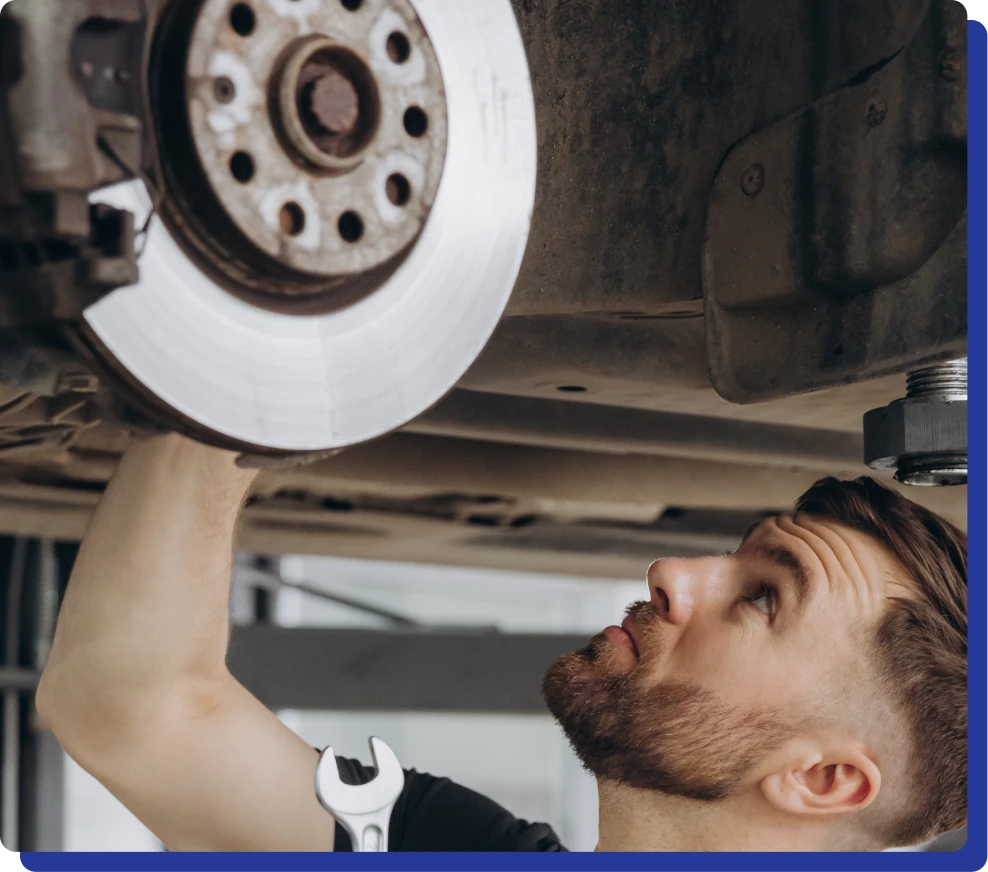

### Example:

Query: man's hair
xmin=795 ymin=477 xmax=967 ymax=848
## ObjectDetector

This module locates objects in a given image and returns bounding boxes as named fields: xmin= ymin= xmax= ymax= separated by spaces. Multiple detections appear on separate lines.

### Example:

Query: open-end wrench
xmin=315 ymin=737 xmax=405 ymax=852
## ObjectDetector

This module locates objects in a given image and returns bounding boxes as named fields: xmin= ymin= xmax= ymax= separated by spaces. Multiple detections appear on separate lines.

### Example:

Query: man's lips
xmin=620 ymin=614 xmax=643 ymax=657
xmin=602 ymin=620 xmax=640 ymax=660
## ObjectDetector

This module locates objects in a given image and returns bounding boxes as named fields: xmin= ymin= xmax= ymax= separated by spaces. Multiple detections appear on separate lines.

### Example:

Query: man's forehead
xmin=743 ymin=513 xmax=916 ymax=606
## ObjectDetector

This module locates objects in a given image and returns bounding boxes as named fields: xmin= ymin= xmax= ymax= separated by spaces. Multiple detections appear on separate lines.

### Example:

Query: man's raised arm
xmin=35 ymin=434 xmax=337 ymax=852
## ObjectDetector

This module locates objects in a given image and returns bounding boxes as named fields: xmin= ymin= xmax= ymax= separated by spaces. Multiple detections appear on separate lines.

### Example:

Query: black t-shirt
xmin=331 ymin=756 xmax=569 ymax=852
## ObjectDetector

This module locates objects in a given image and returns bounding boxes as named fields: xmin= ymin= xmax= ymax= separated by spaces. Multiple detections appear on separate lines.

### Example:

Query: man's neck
xmin=594 ymin=780 xmax=826 ymax=852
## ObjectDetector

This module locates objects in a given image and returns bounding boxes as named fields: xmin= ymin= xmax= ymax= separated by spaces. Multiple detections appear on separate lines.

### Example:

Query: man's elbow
xmin=34 ymin=663 xmax=78 ymax=737
xmin=34 ymin=670 xmax=57 ymax=733
xmin=35 ymin=665 xmax=101 ymax=765
xmin=35 ymin=660 xmax=141 ymax=774
xmin=38 ymin=663 xmax=236 ymax=758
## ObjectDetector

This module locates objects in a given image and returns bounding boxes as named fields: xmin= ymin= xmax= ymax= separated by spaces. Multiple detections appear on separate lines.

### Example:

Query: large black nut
xmin=863 ymin=397 xmax=967 ymax=471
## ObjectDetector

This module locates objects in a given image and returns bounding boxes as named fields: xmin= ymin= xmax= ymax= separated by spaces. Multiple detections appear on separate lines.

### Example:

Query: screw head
xmin=939 ymin=48 xmax=960 ymax=82
xmin=741 ymin=163 xmax=765 ymax=197
xmin=866 ymin=97 xmax=887 ymax=127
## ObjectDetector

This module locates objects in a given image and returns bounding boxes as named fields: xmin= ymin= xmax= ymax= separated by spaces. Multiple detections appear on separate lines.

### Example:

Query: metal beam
xmin=406 ymin=389 xmax=864 ymax=471
xmin=0 ymin=667 xmax=37 ymax=691
xmin=227 ymin=627 xmax=588 ymax=714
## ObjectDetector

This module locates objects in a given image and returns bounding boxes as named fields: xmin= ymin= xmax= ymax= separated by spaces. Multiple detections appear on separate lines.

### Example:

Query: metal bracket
xmin=0 ymin=0 xmax=147 ymax=328
xmin=702 ymin=0 xmax=967 ymax=403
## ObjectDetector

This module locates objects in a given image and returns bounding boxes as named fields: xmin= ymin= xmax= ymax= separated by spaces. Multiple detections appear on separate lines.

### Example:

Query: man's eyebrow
xmin=749 ymin=542 xmax=812 ymax=612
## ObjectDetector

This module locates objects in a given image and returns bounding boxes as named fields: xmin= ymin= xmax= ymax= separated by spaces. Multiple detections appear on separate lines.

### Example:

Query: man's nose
xmin=646 ymin=557 xmax=713 ymax=625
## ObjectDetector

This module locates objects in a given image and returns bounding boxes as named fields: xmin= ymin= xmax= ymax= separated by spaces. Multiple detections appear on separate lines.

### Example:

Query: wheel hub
xmin=153 ymin=0 xmax=449 ymax=299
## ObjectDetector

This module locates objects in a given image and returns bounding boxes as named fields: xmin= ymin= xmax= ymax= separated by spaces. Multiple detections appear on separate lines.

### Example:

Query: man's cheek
xmin=671 ymin=635 xmax=735 ymax=674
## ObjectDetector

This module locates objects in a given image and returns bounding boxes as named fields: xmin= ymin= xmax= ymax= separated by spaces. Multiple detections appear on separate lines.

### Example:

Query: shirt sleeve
xmin=331 ymin=756 xmax=568 ymax=852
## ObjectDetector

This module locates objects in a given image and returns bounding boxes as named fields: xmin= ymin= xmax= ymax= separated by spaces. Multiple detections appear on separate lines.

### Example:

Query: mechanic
xmin=35 ymin=432 xmax=966 ymax=852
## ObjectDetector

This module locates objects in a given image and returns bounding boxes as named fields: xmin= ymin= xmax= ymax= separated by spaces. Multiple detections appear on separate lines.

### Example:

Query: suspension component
xmin=863 ymin=359 xmax=967 ymax=487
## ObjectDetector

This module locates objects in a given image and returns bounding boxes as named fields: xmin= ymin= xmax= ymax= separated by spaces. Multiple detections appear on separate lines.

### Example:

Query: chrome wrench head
xmin=315 ymin=737 xmax=405 ymax=852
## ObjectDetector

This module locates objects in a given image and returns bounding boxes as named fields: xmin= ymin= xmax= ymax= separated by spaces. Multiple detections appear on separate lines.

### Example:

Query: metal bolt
xmin=939 ymin=48 xmax=960 ymax=82
xmin=741 ymin=163 xmax=765 ymax=197
xmin=213 ymin=76 xmax=237 ymax=104
xmin=890 ymin=358 xmax=967 ymax=486
xmin=866 ymin=97 xmax=887 ymax=127
xmin=299 ymin=63 xmax=360 ymax=136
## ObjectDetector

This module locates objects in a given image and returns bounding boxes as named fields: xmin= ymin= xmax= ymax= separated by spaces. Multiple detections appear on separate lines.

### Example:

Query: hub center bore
xmin=277 ymin=38 xmax=382 ymax=172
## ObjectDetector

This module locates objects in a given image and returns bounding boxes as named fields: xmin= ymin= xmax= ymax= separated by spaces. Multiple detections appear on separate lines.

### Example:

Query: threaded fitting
xmin=864 ymin=357 xmax=967 ymax=487
xmin=906 ymin=358 xmax=967 ymax=401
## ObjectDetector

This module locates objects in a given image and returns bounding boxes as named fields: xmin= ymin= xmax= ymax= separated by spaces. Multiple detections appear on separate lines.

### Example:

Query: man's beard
xmin=542 ymin=601 xmax=795 ymax=802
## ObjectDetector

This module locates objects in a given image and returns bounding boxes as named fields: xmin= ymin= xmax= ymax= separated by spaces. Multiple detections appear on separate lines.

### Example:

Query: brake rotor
xmin=83 ymin=0 xmax=536 ymax=452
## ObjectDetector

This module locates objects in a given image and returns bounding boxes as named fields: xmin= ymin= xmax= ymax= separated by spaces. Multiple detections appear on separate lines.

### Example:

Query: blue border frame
xmin=16 ymin=19 xmax=988 ymax=872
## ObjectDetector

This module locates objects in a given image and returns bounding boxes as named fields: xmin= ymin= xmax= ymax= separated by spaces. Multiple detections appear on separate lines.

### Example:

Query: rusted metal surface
xmin=1 ymin=0 xmax=145 ymax=197
xmin=0 ymin=0 xmax=971 ymax=475
xmin=505 ymin=0 xmax=936 ymax=317
xmin=302 ymin=62 xmax=361 ymax=139
xmin=404 ymin=389 xmax=865 ymax=472
xmin=0 ymin=0 xmax=146 ymax=331
xmin=89 ymin=0 xmax=536 ymax=454
xmin=272 ymin=36 xmax=384 ymax=174
xmin=0 ymin=426 xmax=966 ymax=578
xmin=702 ymin=0 xmax=966 ymax=402
xmin=0 ymin=335 xmax=103 ymax=458
xmin=159 ymin=0 xmax=449 ymax=293
xmin=0 ymin=376 xmax=101 ymax=460
xmin=461 ymin=314 xmax=712 ymax=401
xmin=0 ymin=205 xmax=139 ymax=328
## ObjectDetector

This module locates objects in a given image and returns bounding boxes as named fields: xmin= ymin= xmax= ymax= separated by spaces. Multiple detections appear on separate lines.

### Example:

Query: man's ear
xmin=760 ymin=739 xmax=881 ymax=817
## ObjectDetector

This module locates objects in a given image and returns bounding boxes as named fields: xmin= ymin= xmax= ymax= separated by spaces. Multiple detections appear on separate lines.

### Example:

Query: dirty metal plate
xmin=185 ymin=0 xmax=448 ymax=279
xmin=702 ymin=0 xmax=968 ymax=404
xmin=82 ymin=0 xmax=537 ymax=452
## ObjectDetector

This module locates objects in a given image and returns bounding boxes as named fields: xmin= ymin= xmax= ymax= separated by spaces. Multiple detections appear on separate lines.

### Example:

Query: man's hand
xmin=35 ymin=433 xmax=337 ymax=851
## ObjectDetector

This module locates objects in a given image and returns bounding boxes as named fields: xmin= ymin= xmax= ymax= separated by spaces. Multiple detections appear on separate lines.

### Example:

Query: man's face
xmin=542 ymin=513 xmax=910 ymax=800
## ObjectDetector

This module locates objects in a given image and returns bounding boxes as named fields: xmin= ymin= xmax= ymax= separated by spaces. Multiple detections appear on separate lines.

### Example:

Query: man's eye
xmin=745 ymin=584 xmax=776 ymax=618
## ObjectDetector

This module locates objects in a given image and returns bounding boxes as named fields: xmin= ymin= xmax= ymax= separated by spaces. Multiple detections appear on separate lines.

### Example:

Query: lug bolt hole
xmin=280 ymin=202 xmax=306 ymax=236
xmin=386 ymin=173 xmax=411 ymax=206
xmin=387 ymin=32 xmax=411 ymax=64
xmin=339 ymin=211 xmax=364 ymax=243
xmin=230 ymin=3 xmax=256 ymax=36
xmin=230 ymin=151 xmax=255 ymax=183
xmin=403 ymin=106 xmax=428 ymax=138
